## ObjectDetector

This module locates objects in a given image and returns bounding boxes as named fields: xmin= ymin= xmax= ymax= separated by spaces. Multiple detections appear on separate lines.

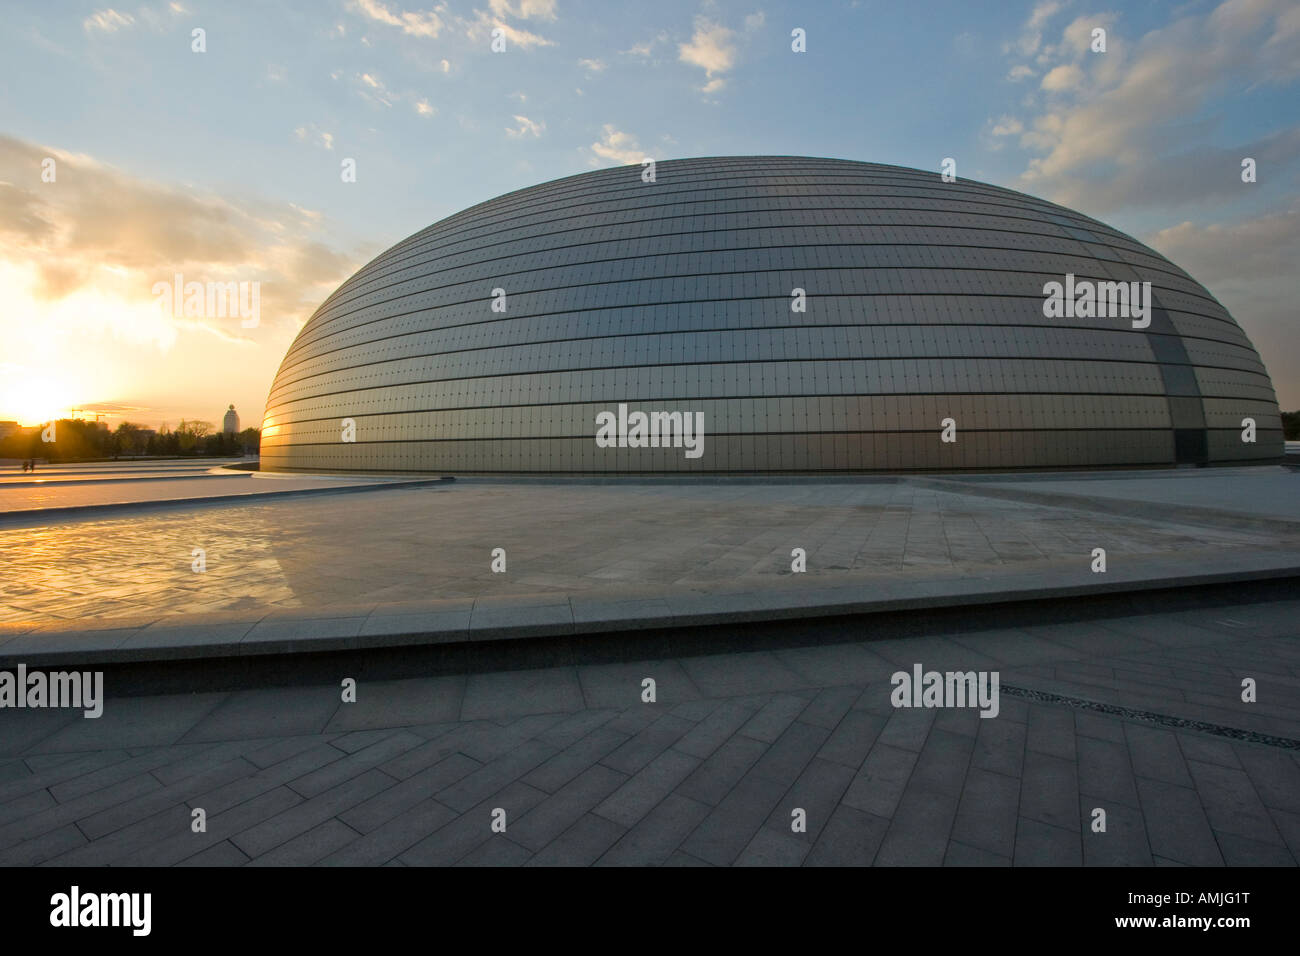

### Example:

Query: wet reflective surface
xmin=3 ymin=467 xmax=1294 ymax=625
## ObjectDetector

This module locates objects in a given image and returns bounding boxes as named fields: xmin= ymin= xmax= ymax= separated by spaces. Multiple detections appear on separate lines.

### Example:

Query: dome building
xmin=260 ymin=156 xmax=1282 ymax=474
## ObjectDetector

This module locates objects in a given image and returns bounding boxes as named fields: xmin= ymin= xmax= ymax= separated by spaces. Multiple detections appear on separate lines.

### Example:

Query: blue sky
xmin=1 ymin=0 xmax=1297 ymax=427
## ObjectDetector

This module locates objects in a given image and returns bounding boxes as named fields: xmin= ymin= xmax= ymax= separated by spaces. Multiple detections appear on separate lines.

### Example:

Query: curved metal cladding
xmin=261 ymin=156 xmax=1283 ymax=473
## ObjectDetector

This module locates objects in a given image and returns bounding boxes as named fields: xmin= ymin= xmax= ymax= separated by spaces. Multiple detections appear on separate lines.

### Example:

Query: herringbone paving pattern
xmin=2 ymin=598 xmax=1297 ymax=866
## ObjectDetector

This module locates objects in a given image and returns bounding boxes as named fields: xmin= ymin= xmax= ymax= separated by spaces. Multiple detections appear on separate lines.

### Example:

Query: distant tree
xmin=174 ymin=419 xmax=213 ymax=453
xmin=1282 ymin=410 xmax=1299 ymax=441
xmin=236 ymin=427 xmax=261 ymax=454
xmin=113 ymin=422 xmax=146 ymax=457
xmin=40 ymin=419 xmax=112 ymax=461
xmin=201 ymin=431 xmax=236 ymax=456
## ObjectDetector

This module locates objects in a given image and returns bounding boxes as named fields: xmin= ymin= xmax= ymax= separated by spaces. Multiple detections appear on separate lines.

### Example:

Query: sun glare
xmin=0 ymin=262 xmax=161 ymax=426
xmin=0 ymin=372 xmax=77 ymax=426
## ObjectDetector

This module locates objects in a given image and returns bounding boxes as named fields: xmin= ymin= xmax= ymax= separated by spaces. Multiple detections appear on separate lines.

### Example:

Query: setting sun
xmin=0 ymin=369 xmax=77 ymax=426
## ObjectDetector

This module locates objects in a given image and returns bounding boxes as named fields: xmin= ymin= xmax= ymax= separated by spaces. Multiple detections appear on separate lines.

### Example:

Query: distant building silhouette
xmin=223 ymin=404 xmax=240 ymax=435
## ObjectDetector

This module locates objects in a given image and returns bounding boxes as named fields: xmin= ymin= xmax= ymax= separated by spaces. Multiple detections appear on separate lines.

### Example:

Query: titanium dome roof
xmin=260 ymin=156 xmax=1282 ymax=473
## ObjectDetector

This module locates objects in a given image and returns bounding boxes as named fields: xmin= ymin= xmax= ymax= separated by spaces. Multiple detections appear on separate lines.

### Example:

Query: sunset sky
xmin=1 ymin=0 xmax=1297 ymax=431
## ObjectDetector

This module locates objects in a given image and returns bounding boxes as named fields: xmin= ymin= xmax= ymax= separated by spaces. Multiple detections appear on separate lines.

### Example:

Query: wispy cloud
xmin=588 ymin=124 xmax=646 ymax=166
xmin=464 ymin=9 xmax=555 ymax=49
xmin=488 ymin=0 xmax=557 ymax=20
xmin=294 ymin=125 xmax=335 ymax=150
xmin=351 ymin=0 xmax=557 ymax=49
xmin=1148 ymin=200 xmax=1300 ymax=286
xmin=341 ymin=71 xmax=398 ymax=107
xmin=990 ymin=115 xmax=1024 ymax=136
xmin=0 ymin=135 xmax=357 ymax=351
xmin=622 ymin=32 xmax=667 ymax=57
xmin=505 ymin=114 xmax=544 ymax=138
xmin=350 ymin=0 xmax=444 ymax=38
xmin=1145 ymin=199 xmax=1300 ymax=405
xmin=995 ymin=0 xmax=1300 ymax=211
xmin=83 ymin=9 xmax=134 ymax=33
xmin=679 ymin=16 xmax=737 ymax=92
xmin=1040 ymin=63 xmax=1083 ymax=91
xmin=1004 ymin=0 xmax=1063 ymax=58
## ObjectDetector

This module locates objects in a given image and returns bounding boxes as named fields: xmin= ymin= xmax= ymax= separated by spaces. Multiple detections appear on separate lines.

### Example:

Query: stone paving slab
xmin=3 ymin=548 xmax=1297 ymax=667
xmin=4 ymin=473 xmax=1295 ymax=636
xmin=2 ymin=467 xmax=1298 ymax=865
xmin=0 ymin=474 xmax=451 ymax=520
xmin=0 ymin=593 xmax=1295 ymax=866
xmin=913 ymin=468 xmax=1300 ymax=534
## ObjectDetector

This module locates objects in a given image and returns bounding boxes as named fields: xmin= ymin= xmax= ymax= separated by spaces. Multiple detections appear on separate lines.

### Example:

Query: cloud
xmin=578 ymin=57 xmax=607 ymax=72
xmin=984 ymin=114 xmax=1027 ymax=151
xmin=1060 ymin=14 xmax=1111 ymax=57
xmin=465 ymin=9 xmax=555 ymax=48
xmin=1147 ymin=201 xmax=1300 ymax=285
xmin=1028 ymin=1 xmax=1063 ymax=30
xmin=488 ymin=0 xmax=557 ymax=20
xmin=1007 ymin=64 xmax=1035 ymax=82
xmin=1005 ymin=0 xmax=1063 ymax=57
xmin=1145 ymin=201 xmax=1300 ymax=407
xmin=679 ymin=16 xmax=737 ymax=92
xmin=1004 ymin=0 xmax=1300 ymax=211
xmin=349 ymin=0 xmax=557 ymax=49
xmin=990 ymin=116 xmax=1024 ymax=136
xmin=1040 ymin=63 xmax=1083 ymax=90
xmin=294 ymin=125 xmax=336 ymax=150
xmin=744 ymin=12 xmax=766 ymax=32
xmin=83 ymin=9 xmax=134 ymax=32
xmin=989 ymin=0 xmax=1300 ymax=408
xmin=345 ymin=71 xmax=399 ymax=107
xmin=623 ymin=33 xmax=668 ymax=57
xmin=588 ymin=124 xmax=646 ymax=166
xmin=350 ymin=0 xmax=444 ymax=38
xmin=1047 ymin=127 xmax=1300 ymax=211
xmin=0 ymin=135 xmax=359 ymax=349
xmin=415 ymin=98 xmax=435 ymax=116
xmin=505 ymin=115 xmax=544 ymax=138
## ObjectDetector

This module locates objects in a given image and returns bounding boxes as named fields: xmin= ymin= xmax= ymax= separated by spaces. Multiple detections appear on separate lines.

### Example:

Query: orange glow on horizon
xmin=0 ymin=372 xmax=79 ymax=427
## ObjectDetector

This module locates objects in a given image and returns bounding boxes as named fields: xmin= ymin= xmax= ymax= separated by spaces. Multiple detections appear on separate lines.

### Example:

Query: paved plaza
xmin=0 ymin=460 xmax=1297 ymax=866
xmin=2 ymin=464 xmax=1297 ymax=629
xmin=0 ymin=593 xmax=1297 ymax=866
xmin=0 ymin=461 xmax=416 ymax=515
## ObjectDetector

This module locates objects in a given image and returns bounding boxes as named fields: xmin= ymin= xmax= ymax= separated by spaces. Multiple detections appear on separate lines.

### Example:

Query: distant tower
xmin=223 ymin=404 xmax=240 ymax=435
